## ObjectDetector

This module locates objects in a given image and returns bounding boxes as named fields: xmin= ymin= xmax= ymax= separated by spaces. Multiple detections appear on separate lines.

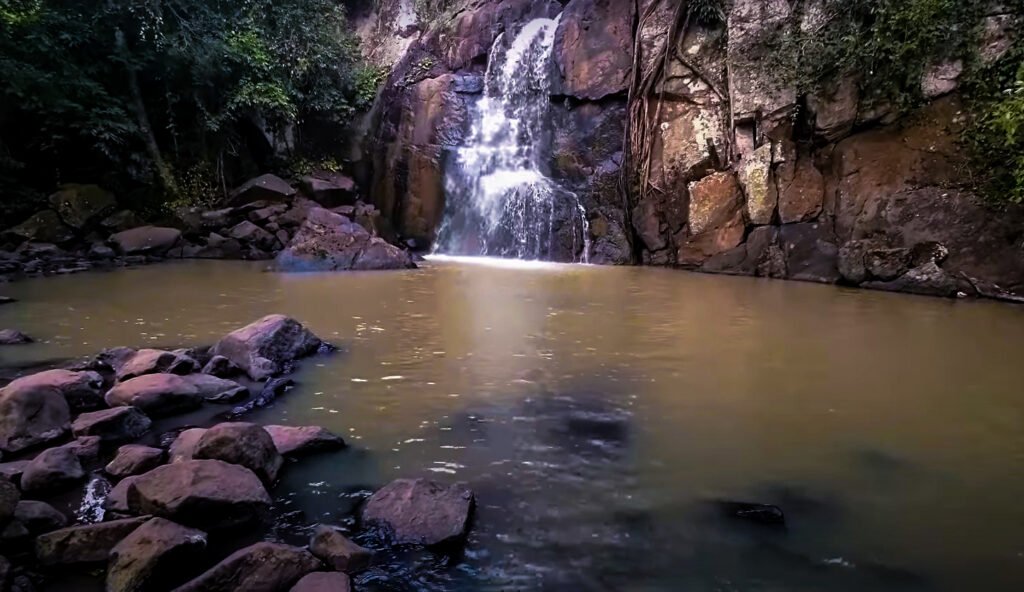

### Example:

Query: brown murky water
xmin=2 ymin=258 xmax=1023 ymax=591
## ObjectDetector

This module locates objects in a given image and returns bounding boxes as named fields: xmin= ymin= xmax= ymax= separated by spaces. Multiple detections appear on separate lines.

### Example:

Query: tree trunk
xmin=115 ymin=29 xmax=177 ymax=195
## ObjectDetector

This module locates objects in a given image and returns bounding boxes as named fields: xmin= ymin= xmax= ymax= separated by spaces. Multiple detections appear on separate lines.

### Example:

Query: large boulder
xmin=0 ymin=380 xmax=70 ymax=453
xmin=227 ymin=174 xmax=297 ymax=207
xmin=362 ymin=478 xmax=474 ymax=546
xmin=14 ymin=500 xmax=67 ymax=534
xmin=2 ymin=368 xmax=104 ymax=412
xmin=263 ymin=425 xmax=345 ymax=457
xmin=35 ymin=516 xmax=149 ymax=566
xmin=276 ymin=207 xmax=416 ymax=272
xmin=210 ymin=315 xmax=323 ymax=381
xmin=126 ymin=459 xmax=271 ymax=529
xmin=117 ymin=349 xmax=197 ymax=382
xmin=174 ymin=542 xmax=320 ymax=592
xmin=193 ymin=423 xmax=283 ymax=484
xmin=309 ymin=525 xmax=372 ymax=573
xmin=300 ymin=172 xmax=356 ymax=207
xmin=291 ymin=572 xmax=352 ymax=592
xmin=72 ymin=407 xmax=152 ymax=443
xmin=48 ymin=184 xmax=117 ymax=229
xmin=7 ymin=210 xmax=76 ymax=244
xmin=110 ymin=226 xmax=183 ymax=255
xmin=227 ymin=221 xmax=278 ymax=252
xmin=20 ymin=446 xmax=84 ymax=493
xmin=183 ymin=374 xmax=249 ymax=403
xmin=105 ymin=374 xmax=205 ymax=417
xmin=106 ymin=445 xmax=166 ymax=479
xmin=107 ymin=517 xmax=208 ymax=592
xmin=679 ymin=172 xmax=746 ymax=265
xmin=102 ymin=210 xmax=147 ymax=233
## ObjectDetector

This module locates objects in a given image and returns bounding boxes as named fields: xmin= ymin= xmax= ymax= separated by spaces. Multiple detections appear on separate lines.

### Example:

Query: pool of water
xmin=2 ymin=259 xmax=1023 ymax=591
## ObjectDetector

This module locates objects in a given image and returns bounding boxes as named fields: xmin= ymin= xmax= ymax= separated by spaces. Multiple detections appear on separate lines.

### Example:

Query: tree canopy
xmin=0 ymin=0 xmax=379 ymax=223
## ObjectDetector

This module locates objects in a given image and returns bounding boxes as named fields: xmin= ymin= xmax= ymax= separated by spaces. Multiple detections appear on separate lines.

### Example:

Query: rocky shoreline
xmin=0 ymin=173 xmax=416 ymax=286
xmin=0 ymin=314 xmax=474 ymax=592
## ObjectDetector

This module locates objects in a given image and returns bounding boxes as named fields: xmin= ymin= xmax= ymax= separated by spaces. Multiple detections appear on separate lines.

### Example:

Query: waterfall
xmin=434 ymin=16 xmax=590 ymax=263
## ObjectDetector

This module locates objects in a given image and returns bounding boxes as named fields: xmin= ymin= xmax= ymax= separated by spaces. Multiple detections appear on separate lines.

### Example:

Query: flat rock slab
xmin=172 ymin=542 xmax=319 ymax=592
xmin=362 ymin=478 xmax=474 ymax=546
xmin=36 ymin=516 xmax=150 ymax=566
xmin=105 ymin=374 xmax=205 ymax=417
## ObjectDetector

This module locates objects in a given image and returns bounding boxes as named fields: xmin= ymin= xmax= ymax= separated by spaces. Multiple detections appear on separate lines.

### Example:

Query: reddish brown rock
xmin=107 ymin=517 xmax=207 ymax=592
xmin=362 ymin=478 xmax=474 ymax=546
xmin=264 ymin=425 xmax=346 ymax=457
xmin=309 ymin=525 xmax=372 ymax=573
xmin=72 ymin=407 xmax=152 ymax=442
xmin=210 ymin=314 xmax=323 ymax=381
xmin=110 ymin=226 xmax=183 ymax=255
xmin=553 ymin=0 xmax=635 ymax=100
xmin=106 ymin=445 xmax=166 ymax=479
xmin=2 ymin=369 xmax=104 ymax=413
xmin=35 ymin=516 xmax=149 ymax=566
xmin=0 ymin=380 xmax=70 ymax=453
xmin=290 ymin=572 xmax=352 ymax=592
xmin=117 ymin=349 xmax=196 ymax=382
xmin=127 ymin=460 xmax=271 ymax=529
xmin=174 ymin=542 xmax=320 ymax=592
xmin=14 ymin=500 xmax=67 ymax=535
xmin=168 ymin=428 xmax=207 ymax=464
xmin=777 ymin=154 xmax=824 ymax=224
xmin=276 ymin=207 xmax=415 ymax=273
xmin=105 ymin=374 xmax=205 ymax=417
xmin=678 ymin=172 xmax=745 ymax=266
xmin=227 ymin=174 xmax=297 ymax=207
xmin=193 ymin=423 xmax=283 ymax=484
xmin=21 ymin=446 xmax=84 ymax=493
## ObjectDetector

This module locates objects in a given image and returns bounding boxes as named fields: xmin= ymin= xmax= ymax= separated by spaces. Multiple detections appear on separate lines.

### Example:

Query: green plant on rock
xmin=966 ymin=55 xmax=1024 ymax=204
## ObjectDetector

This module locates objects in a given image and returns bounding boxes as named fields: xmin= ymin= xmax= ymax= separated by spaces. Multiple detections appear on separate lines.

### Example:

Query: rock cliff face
xmin=364 ymin=0 xmax=1024 ymax=299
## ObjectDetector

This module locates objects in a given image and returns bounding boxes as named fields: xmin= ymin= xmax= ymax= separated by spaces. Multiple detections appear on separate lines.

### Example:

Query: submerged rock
xmin=0 ymin=329 xmax=32 ymax=345
xmin=210 ymin=315 xmax=322 ymax=381
xmin=174 ymin=542 xmax=320 ymax=592
xmin=276 ymin=207 xmax=415 ymax=272
xmin=35 ymin=516 xmax=149 ymax=565
xmin=192 ymin=423 xmax=283 ymax=484
xmin=127 ymin=459 xmax=271 ymax=529
xmin=362 ymin=478 xmax=474 ymax=546
xmin=718 ymin=501 xmax=786 ymax=526
xmin=107 ymin=517 xmax=207 ymax=592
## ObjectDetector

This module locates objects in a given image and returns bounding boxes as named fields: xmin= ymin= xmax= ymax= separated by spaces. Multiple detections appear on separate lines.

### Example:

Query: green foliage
xmin=0 ymin=0 xmax=376 ymax=222
xmin=765 ymin=0 xmax=989 ymax=109
xmin=964 ymin=47 xmax=1024 ymax=205
xmin=689 ymin=0 xmax=725 ymax=27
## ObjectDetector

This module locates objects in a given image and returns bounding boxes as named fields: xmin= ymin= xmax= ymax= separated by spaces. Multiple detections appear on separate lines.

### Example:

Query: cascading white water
xmin=434 ymin=16 xmax=590 ymax=263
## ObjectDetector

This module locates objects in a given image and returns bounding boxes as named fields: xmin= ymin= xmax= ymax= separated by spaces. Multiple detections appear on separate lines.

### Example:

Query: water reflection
xmin=2 ymin=261 xmax=1024 ymax=590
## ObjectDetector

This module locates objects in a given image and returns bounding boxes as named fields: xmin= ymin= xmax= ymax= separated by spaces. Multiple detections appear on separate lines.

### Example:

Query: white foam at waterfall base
xmin=434 ymin=15 xmax=591 ymax=263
